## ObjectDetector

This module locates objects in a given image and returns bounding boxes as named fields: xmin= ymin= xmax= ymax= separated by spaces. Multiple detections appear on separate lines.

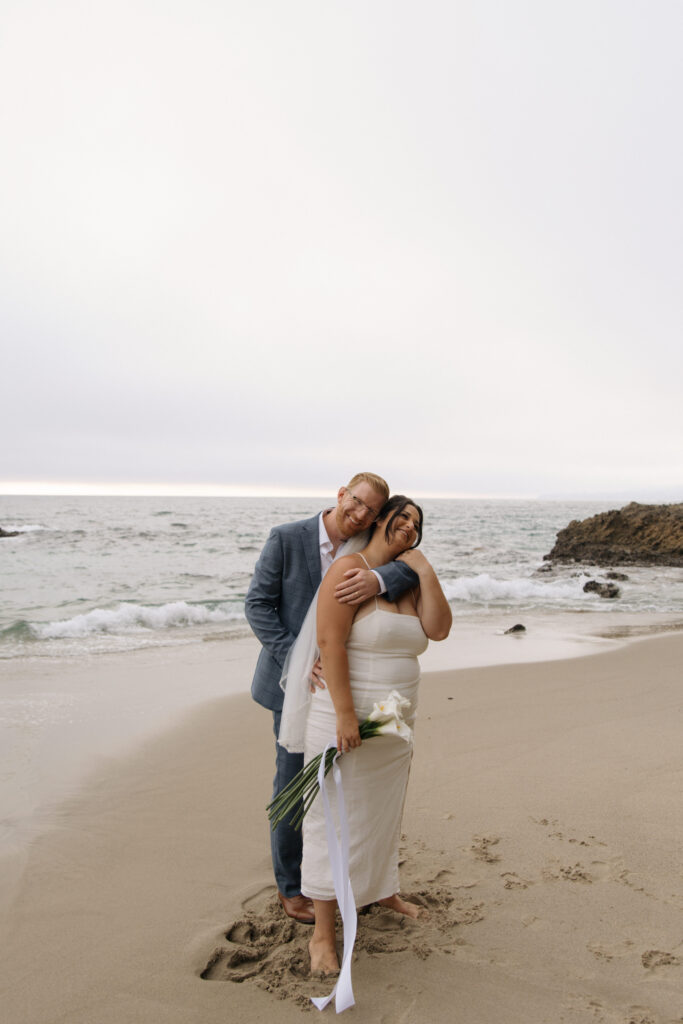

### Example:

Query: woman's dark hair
xmin=377 ymin=494 xmax=423 ymax=548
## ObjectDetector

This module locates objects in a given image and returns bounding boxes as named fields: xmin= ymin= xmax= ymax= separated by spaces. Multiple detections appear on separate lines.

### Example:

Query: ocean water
xmin=2 ymin=495 xmax=683 ymax=661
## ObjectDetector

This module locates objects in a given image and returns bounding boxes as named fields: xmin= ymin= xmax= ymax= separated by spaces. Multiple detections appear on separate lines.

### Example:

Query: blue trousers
xmin=270 ymin=710 xmax=305 ymax=897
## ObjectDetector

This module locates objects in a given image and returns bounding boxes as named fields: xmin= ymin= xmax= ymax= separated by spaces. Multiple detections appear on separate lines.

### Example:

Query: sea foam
xmin=443 ymin=572 xmax=592 ymax=605
xmin=36 ymin=601 xmax=243 ymax=639
xmin=2 ymin=524 xmax=48 ymax=533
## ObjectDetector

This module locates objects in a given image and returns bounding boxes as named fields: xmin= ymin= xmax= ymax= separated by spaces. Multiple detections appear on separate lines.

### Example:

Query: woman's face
xmin=385 ymin=504 xmax=421 ymax=550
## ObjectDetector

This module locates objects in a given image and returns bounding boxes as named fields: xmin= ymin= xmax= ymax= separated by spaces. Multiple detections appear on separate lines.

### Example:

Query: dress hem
xmin=301 ymin=882 xmax=400 ymax=907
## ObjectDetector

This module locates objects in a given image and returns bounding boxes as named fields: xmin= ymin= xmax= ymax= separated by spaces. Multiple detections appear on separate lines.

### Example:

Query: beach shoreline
xmin=2 ymin=609 xmax=682 ymax=856
xmin=2 ymin=627 xmax=683 ymax=1022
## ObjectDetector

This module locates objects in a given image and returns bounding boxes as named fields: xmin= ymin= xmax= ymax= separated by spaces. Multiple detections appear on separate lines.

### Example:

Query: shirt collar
xmin=318 ymin=510 xmax=334 ymax=554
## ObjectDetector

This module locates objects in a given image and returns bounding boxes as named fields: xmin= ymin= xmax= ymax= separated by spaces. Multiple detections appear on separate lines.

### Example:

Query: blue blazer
xmin=245 ymin=514 xmax=419 ymax=711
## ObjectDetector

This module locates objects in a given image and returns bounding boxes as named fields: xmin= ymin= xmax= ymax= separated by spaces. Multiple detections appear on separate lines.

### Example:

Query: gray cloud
xmin=1 ymin=1 xmax=681 ymax=498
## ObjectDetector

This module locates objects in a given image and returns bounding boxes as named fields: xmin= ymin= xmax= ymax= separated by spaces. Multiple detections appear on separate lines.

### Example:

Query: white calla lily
xmin=375 ymin=717 xmax=413 ymax=743
xmin=367 ymin=690 xmax=411 ymax=724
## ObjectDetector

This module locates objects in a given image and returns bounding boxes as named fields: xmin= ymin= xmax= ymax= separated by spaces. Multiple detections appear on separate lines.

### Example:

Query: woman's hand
xmin=336 ymin=710 xmax=361 ymax=753
xmin=396 ymin=549 xmax=430 ymax=572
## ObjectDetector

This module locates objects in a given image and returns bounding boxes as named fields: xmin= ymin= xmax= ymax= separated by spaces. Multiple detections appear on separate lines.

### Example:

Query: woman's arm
xmin=317 ymin=556 xmax=364 ymax=752
xmin=396 ymin=550 xmax=452 ymax=641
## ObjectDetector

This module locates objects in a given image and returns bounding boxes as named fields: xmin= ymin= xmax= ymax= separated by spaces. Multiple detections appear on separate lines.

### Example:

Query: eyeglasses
xmin=345 ymin=489 xmax=382 ymax=522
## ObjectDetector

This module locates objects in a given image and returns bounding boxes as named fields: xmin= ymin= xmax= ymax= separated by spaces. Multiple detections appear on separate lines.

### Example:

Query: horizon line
xmin=0 ymin=480 xmax=537 ymax=500
xmin=1 ymin=481 xmax=680 ymax=502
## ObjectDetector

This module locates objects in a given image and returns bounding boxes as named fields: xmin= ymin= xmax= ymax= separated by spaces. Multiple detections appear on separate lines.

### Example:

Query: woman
xmin=301 ymin=495 xmax=452 ymax=974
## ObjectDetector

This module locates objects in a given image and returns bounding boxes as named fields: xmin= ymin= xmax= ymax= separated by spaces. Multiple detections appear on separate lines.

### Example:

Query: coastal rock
xmin=0 ymin=527 xmax=21 ymax=538
xmin=504 ymin=624 xmax=526 ymax=634
xmin=583 ymin=580 xmax=620 ymax=599
xmin=544 ymin=502 xmax=683 ymax=567
xmin=605 ymin=571 xmax=629 ymax=581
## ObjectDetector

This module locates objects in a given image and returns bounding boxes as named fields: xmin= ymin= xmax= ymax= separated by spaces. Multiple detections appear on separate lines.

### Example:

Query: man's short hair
xmin=346 ymin=472 xmax=390 ymax=503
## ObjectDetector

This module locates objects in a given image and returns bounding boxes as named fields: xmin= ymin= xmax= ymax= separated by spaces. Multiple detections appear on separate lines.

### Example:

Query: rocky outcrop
xmin=0 ymin=527 xmax=21 ymax=538
xmin=544 ymin=502 xmax=683 ymax=567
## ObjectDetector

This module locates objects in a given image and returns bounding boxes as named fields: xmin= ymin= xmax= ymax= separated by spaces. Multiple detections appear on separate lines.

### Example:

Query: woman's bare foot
xmin=377 ymin=893 xmax=424 ymax=919
xmin=309 ymin=936 xmax=340 ymax=975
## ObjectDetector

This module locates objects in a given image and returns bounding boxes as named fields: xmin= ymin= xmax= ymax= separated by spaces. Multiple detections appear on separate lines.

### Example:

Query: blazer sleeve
xmin=375 ymin=560 xmax=420 ymax=603
xmin=244 ymin=527 xmax=297 ymax=670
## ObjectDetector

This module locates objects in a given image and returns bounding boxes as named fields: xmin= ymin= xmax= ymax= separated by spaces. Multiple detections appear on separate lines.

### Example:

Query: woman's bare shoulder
xmin=319 ymin=553 xmax=366 ymax=591
xmin=328 ymin=552 xmax=366 ymax=573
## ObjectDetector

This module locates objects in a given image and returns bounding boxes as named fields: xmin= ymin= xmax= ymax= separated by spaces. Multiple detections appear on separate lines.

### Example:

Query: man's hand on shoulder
xmin=334 ymin=567 xmax=380 ymax=606
xmin=310 ymin=656 xmax=326 ymax=692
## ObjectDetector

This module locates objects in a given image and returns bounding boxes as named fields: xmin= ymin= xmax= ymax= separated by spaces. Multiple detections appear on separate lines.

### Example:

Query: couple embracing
xmin=245 ymin=472 xmax=451 ymax=975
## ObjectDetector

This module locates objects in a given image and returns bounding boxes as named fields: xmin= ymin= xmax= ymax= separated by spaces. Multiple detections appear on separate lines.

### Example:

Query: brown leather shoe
xmin=278 ymin=892 xmax=315 ymax=924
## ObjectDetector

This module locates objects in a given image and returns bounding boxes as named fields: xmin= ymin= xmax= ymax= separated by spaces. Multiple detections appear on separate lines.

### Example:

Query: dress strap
xmin=356 ymin=552 xmax=379 ymax=610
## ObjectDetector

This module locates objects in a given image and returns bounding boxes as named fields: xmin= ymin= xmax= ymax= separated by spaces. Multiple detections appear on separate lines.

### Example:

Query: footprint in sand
xmin=359 ymin=907 xmax=433 ymax=958
xmin=543 ymin=846 xmax=662 ymax=903
xmin=565 ymin=996 xmax=652 ymax=1024
xmin=428 ymin=868 xmax=456 ymax=884
xmin=423 ymin=863 xmax=481 ymax=891
xmin=542 ymin=860 xmax=593 ymax=883
xmin=201 ymin=888 xmax=306 ymax=985
xmin=200 ymin=873 xmax=471 ymax=1005
xmin=531 ymin=816 xmax=608 ymax=850
xmin=587 ymin=938 xmax=635 ymax=962
xmin=470 ymin=834 xmax=501 ymax=863
xmin=587 ymin=857 xmax=628 ymax=883
xmin=501 ymin=871 xmax=531 ymax=890
xmin=531 ymin=824 xmax=668 ymax=901
xmin=543 ymin=853 xmax=636 ymax=889
xmin=241 ymin=884 xmax=277 ymax=912
xmin=624 ymin=1009 xmax=659 ymax=1024
xmin=640 ymin=949 xmax=681 ymax=973
xmin=437 ymin=894 xmax=485 ymax=928
xmin=564 ymin=994 xmax=679 ymax=1024
xmin=225 ymin=920 xmax=257 ymax=945
xmin=379 ymin=991 xmax=424 ymax=1024
xmin=560 ymin=862 xmax=594 ymax=883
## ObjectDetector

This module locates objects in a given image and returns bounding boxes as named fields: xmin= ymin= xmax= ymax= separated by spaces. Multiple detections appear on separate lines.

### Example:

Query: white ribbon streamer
xmin=310 ymin=743 xmax=357 ymax=1014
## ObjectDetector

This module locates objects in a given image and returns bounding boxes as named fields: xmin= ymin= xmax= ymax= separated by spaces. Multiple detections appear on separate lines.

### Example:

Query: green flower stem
xmin=289 ymin=785 xmax=322 ymax=830
xmin=268 ymin=777 xmax=320 ymax=828
xmin=267 ymin=718 xmax=388 ymax=831
xmin=266 ymin=758 xmax=321 ymax=813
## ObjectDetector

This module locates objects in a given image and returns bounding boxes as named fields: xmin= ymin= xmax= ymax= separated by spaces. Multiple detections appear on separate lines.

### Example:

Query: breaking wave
xmin=1 ymin=523 xmax=49 ymax=534
xmin=33 ymin=601 xmax=244 ymax=640
xmin=442 ymin=572 xmax=593 ymax=606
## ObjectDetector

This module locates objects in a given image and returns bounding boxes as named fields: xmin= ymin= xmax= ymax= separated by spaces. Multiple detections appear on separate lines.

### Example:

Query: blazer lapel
xmin=301 ymin=516 xmax=322 ymax=592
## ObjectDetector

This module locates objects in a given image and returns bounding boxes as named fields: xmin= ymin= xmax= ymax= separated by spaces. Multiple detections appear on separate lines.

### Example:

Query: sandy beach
xmin=2 ymin=630 xmax=682 ymax=1023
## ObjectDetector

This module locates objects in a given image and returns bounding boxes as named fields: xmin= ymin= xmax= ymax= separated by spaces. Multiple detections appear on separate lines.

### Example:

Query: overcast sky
xmin=1 ymin=0 xmax=681 ymax=499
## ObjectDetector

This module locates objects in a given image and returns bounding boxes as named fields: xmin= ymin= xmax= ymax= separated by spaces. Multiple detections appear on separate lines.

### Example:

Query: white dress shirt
xmin=318 ymin=512 xmax=386 ymax=591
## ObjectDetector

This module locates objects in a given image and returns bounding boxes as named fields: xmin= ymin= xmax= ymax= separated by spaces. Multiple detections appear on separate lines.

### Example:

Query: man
xmin=245 ymin=472 xmax=419 ymax=923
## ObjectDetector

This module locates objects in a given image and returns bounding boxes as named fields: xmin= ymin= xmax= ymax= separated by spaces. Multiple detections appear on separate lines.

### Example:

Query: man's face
xmin=335 ymin=484 xmax=385 ymax=538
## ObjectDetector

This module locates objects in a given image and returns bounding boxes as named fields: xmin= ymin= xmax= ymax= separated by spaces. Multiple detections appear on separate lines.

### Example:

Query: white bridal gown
xmin=301 ymin=600 xmax=428 ymax=907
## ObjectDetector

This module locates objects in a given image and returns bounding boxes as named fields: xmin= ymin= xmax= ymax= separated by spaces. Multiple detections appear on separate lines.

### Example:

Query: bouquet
xmin=267 ymin=690 xmax=413 ymax=831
